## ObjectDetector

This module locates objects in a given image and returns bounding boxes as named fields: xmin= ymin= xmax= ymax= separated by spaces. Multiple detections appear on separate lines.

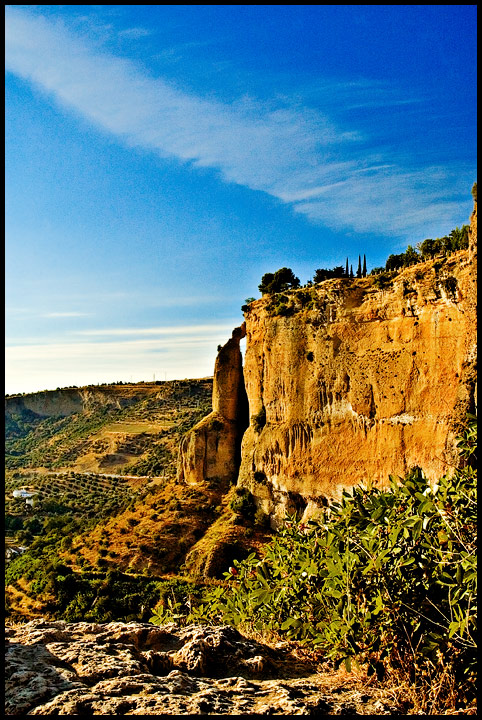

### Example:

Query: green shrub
xmin=229 ymin=487 xmax=255 ymax=518
xmin=251 ymin=407 xmax=266 ymax=433
xmin=259 ymin=268 xmax=300 ymax=295
xmin=254 ymin=508 xmax=269 ymax=528
xmin=272 ymin=301 xmax=292 ymax=317
xmin=373 ymin=271 xmax=394 ymax=290
xmin=177 ymin=417 xmax=476 ymax=709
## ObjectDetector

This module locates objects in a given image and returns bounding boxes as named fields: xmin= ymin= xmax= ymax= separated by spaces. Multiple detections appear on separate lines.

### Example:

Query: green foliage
xmin=5 ymin=380 xmax=213 ymax=472
xmin=162 ymin=417 xmax=476 ymax=706
xmin=149 ymin=578 xmax=206 ymax=625
xmin=229 ymin=487 xmax=255 ymax=519
xmin=417 ymin=237 xmax=441 ymax=260
xmin=127 ymin=442 xmax=173 ymax=476
xmin=372 ymin=271 xmax=395 ymax=290
xmin=313 ymin=265 xmax=345 ymax=283
xmin=6 ymin=529 xmax=169 ymax=623
xmin=403 ymin=244 xmax=419 ymax=265
xmin=447 ymin=226 xmax=469 ymax=252
xmin=258 ymin=267 xmax=300 ymax=295
xmin=251 ymin=406 xmax=266 ymax=433
xmin=265 ymin=293 xmax=296 ymax=317
xmin=5 ymin=470 xmax=136 ymax=538
xmin=385 ymin=226 xmax=469 ymax=273
xmin=385 ymin=246 xmax=420 ymax=271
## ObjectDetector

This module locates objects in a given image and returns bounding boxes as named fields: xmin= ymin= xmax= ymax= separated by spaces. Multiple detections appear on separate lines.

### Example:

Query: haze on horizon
xmin=5 ymin=5 xmax=477 ymax=395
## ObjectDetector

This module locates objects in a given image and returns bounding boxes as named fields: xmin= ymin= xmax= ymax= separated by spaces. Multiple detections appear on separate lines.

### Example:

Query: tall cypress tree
xmin=345 ymin=257 xmax=349 ymax=277
xmin=362 ymin=254 xmax=367 ymax=277
xmin=357 ymin=255 xmax=362 ymax=278
xmin=350 ymin=264 xmax=354 ymax=278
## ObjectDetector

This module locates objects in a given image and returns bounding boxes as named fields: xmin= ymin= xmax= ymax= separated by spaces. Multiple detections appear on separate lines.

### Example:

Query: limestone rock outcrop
xmin=177 ymin=326 xmax=249 ymax=487
xmin=239 ymin=240 xmax=476 ymax=524
xmin=5 ymin=620 xmax=402 ymax=715
xmin=175 ymin=205 xmax=476 ymax=526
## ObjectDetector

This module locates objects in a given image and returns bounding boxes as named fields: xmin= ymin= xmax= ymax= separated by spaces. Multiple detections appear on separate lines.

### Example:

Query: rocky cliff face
xmin=240 ymin=251 xmax=476 ymax=524
xmin=177 ymin=326 xmax=249 ymax=487
xmin=178 ymin=206 xmax=477 ymax=527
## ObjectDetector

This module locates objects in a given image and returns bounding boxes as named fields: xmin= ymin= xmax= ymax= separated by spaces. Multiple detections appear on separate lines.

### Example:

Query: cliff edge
xmin=178 ymin=202 xmax=476 ymax=526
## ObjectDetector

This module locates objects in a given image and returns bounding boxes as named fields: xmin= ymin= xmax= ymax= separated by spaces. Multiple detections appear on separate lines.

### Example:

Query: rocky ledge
xmin=5 ymin=620 xmax=403 ymax=715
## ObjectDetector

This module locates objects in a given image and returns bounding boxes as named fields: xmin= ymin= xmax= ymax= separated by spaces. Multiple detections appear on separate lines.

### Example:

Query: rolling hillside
xmin=5 ymin=379 xmax=270 ymax=621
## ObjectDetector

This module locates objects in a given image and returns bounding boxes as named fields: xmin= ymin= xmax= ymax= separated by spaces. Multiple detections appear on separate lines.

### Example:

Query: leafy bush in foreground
xmin=154 ymin=417 xmax=476 ymax=709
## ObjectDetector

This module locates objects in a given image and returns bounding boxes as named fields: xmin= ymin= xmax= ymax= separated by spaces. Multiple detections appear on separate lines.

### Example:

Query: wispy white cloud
xmin=5 ymin=326 xmax=239 ymax=394
xmin=43 ymin=311 xmax=91 ymax=318
xmin=5 ymin=7 xmax=472 ymax=240
xmin=118 ymin=26 xmax=152 ymax=40
xmin=6 ymin=293 xmax=219 ymax=322
xmin=72 ymin=323 xmax=238 ymax=337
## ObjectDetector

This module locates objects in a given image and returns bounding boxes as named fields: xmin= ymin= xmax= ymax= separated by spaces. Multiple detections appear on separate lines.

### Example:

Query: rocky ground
xmin=5 ymin=620 xmax=405 ymax=715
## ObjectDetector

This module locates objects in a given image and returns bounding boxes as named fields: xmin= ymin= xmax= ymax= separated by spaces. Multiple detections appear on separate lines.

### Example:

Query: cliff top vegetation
xmin=247 ymin=190 xmax=475 ymax=309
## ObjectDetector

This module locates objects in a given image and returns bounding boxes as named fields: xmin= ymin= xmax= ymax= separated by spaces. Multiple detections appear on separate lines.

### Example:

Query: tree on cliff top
xmin=313 ymin=266 xmax=345 ymax=283
xmin=259 ymin=267 xmax=300 ymax=295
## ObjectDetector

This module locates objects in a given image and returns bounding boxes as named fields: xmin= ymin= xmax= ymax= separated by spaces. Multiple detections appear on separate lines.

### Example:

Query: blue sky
xmin=5 ymin=5 xmax=477 ymax=394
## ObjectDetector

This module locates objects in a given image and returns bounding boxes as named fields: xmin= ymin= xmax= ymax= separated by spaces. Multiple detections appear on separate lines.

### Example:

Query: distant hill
xmin=5 ymin=379 xmax=213 ymax=474
xmin=5 ymin=378 xmax=269 ymax=622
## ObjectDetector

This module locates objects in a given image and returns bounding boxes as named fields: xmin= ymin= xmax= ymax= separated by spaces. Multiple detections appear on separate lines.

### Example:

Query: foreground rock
xmin=6 ymin=620 xmax=402 ymax=715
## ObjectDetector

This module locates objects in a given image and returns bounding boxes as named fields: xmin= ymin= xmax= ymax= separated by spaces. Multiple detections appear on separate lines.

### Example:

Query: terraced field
xmin=5 ymin=379 xmax=212 ymax=474
xmin=4 ymin=378 xmax=270 ymax=624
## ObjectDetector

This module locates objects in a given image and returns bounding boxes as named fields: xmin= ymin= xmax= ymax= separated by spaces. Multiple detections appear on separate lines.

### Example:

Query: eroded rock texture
xmin=177 ymin=206 xmax=476 ymax=526
xmin=5 ymin=620 xmax=402 ymax=715
xmin=239 ymin=241 xmax=476 ymax=524
xmin=177 ymin=325 xmax=249 ymax=487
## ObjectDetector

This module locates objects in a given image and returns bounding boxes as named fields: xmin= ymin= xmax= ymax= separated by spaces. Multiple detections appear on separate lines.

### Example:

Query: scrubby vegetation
xmin=258 ymin=267 xmax=300 ymax=295
xmin=4 ymin=380 xmax=221 ymax=621
xmin=5 ymin=381 xmax=212 ymax=472
xmin=150 ymin=416 xmax=477 ymax=714
xmin=5 ymin=471 xmax=137 ymax=544
xmin=244 ymin=202 xmax=473 ymax=310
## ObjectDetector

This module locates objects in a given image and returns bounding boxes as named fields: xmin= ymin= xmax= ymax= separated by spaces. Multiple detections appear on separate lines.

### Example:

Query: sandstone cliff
xmin=239 ymin=248 xmax=476 ymax=523
xmin=178 ymin=205 xmax=477 ymax=526
xmin=177 ymin=326 xmax=249 ymax=488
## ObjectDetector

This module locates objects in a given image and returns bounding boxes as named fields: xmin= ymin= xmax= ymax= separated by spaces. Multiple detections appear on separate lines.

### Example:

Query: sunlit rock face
xmin=177 ymin=205 xmax=476 ymax=527
xmin=5 ymin=620 xmax=401 ymax=715
xmin=177 ymin=325 xmax=249 ymax=487
xmin=238 ymin=209 xmax=476 ymax=525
